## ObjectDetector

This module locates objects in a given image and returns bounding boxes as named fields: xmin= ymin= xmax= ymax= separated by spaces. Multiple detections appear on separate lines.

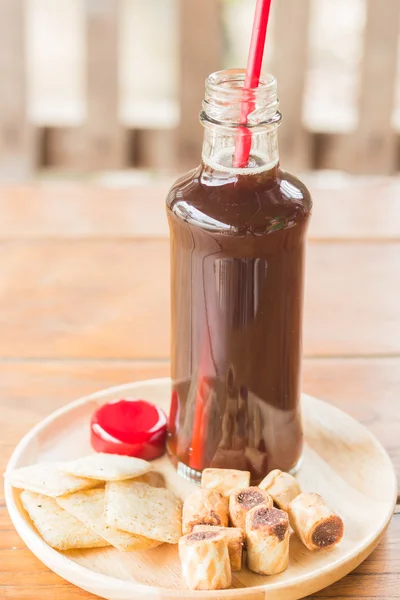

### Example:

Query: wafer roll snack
xmin=288 ymin=492 xmax=344 ymax=551
xmin=246 ymin=506 xmax=289 ymax=575
xmin=182 ymin=489 xmax=228 ymax=534
xmin=192 ymin=525 xmax=244 ymax=571
xmin=229 ymin=486 xmax=273 ymax=530
xmin=201 ymin=468 xmax=250 ymax=497
xmin=179 ymin=530 xmax=232 ymax=590
xmin=259 ymin=469 xmax=301 ymax=511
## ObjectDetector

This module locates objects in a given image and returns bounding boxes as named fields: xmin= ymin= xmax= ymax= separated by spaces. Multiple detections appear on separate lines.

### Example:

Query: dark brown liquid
xmin=166 ymin=161 xmax=312 ymax=482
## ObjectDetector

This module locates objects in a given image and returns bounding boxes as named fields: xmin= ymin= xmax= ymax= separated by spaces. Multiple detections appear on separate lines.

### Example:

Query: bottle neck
xmin=201 ymin=124 xmax=279 ymax=174
xmin=200 ymin=69 xmax=281 ymax=175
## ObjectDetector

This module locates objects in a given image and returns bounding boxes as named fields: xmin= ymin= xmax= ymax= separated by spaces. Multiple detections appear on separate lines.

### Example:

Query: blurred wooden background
xmin=1 ymin=0 xmax=400 ymax=178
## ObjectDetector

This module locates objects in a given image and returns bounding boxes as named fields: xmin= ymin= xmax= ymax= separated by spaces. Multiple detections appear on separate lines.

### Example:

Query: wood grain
xmin=0 ymin=240 xmax=399 ymax=359
xmin=178 ymin=0 xmax=221 ymax=168
xmin=2 ymin=178 xmax=400 ymax=240
xmin=0 ymin=240 xmax=170 ymax=359
xmin=45 ymin=1 xmax=128 ymax=171
xmin=304 ymin=242 xmax=400 ymax=356
xmin=0 ymin=0 xmax=36 ymax=180
xmin=303 ymin=359 xmax=400 ymax=483
xmin=347 ymin=0 xmax=400 ymax=174
xmin=84 ymin=0 xmax=127 ymax=170
xmin=306 ymin=176 xmax=400 ymax=240
xmin=0 ymin=184 xmax=172 ymax=239
xmin=2 ymin=4 xmax=400 ymax=176
xmin=271 ymin=0 xmax=312 ymax=171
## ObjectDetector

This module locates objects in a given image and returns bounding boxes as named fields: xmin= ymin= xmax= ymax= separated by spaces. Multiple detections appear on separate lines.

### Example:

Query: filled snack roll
xmin=179 ymin=530 xmax=232 ymax=590
xmin=229 ymin=486 xmax=273 ymax=530
xmin=246 ymin=506 xmax=290 ymax=575
xmin=201 ymin=468 xmax=250 ymax=497
xmin=259 ymin=469 xmax=301 ymax=511
xmin=288 ymin=492 xmax=344 ymax=551
xmin=192 ymin=525 xmax=244 ymax=571
xmin=182 ymin=489 xmax=229 ymax=535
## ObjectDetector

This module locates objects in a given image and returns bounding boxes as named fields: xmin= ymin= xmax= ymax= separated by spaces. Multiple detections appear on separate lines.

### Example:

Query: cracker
xmin=6 ymin=463 xmax=101 ymax=497
xmin=62 ymin=453 xmax=152 ymax=481
xmin=134 ymin=470 xmax=166 ymax=488
xmin=20 ymin=491 xmax=109 ymax=550
xmin=201 ymin=468 xmax=250 ymax=497
xmin=105 ymin=481 xmax=182 ymax=543
xmin=57 ymin=488 xmax=160 ymax=551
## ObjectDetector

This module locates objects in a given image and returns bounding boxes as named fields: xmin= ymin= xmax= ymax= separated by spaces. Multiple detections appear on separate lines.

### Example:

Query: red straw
xmin=189 ymin=340 xmax=210 ymax=471
xmin=233 ymin=0 xmax=272 ymax=168
xmin=189 ymin=375 xmax=207 ymax=471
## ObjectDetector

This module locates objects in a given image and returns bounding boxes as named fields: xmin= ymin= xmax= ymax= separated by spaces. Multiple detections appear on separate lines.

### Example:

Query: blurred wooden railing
xmin=0 ymin=0 xmax=399 ymax=177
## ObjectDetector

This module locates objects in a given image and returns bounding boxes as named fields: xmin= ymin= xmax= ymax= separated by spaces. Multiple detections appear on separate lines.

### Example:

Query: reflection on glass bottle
xmin=214 ymin=258 xmax=268 ymax=329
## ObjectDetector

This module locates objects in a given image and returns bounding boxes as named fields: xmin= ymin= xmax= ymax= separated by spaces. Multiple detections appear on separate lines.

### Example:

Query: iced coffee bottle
xmin=166 ymin=69 xmax=312 ymax=483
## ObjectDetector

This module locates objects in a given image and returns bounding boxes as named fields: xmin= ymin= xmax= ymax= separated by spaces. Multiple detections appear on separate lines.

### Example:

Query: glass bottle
xmin=166 ymin=69 xmax=312 ymax=484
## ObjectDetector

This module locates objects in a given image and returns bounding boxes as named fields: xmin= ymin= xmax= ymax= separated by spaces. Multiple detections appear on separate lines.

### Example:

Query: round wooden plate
xmin=5 ymin=378 xmax=397 ymax=600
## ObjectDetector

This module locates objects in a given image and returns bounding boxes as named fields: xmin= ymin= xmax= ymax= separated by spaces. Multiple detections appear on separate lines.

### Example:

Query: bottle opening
xmin=202 ymin=69 xmax=281 ymax=128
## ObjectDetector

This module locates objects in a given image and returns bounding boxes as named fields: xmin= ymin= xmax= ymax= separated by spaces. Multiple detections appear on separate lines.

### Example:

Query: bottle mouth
xmin=206 ymin=69 xmax=277 ymax=102
xmin=202 ymin=69 xmax=281 ymax=129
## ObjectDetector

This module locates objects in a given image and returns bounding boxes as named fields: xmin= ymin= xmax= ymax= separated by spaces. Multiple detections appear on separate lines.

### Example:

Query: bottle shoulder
xmin=275 ymin=168 xmax=312 ymax=208
xmin=166 ymin=166 xmax=202 ymax=210
xmin=166 ymin=165 xmax=312 ymax=234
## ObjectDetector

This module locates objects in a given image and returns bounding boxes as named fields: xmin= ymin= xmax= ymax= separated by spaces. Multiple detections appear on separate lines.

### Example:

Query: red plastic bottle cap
xmin=90 ymin=398 xmax=167 ymax=460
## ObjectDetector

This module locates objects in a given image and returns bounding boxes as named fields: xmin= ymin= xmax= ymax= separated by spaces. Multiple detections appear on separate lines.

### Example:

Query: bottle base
xmin=176 ymin=455 xmax=303 ymax=485
xmin=288 ymin=454 xmax=303 ymax=476
xmin=177 ymin=462 xmax=202 ymax=484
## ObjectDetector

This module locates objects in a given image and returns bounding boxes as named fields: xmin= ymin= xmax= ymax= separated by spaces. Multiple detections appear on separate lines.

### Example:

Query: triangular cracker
xmin=21 ymin=491 xmax=109 ymax=550
xmin=57 ymin=488 xmax=161 ymax=551
xmin=6 ymin=463 xmax=101 ymax=497
xmin=105 ymin=481 xmax=182 ymax=543
xmin=62 ymin=453 xmax=152 ymax=481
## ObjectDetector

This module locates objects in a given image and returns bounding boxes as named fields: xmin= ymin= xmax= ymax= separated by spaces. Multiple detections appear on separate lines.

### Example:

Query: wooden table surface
xmin=1 ymin=175 xmax=400 ymax=599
